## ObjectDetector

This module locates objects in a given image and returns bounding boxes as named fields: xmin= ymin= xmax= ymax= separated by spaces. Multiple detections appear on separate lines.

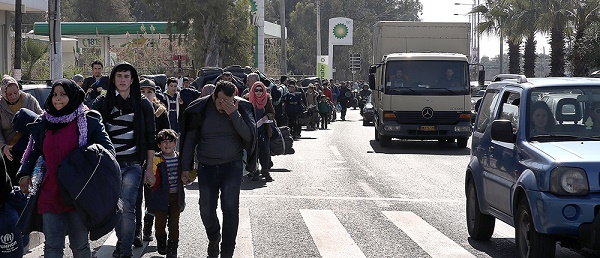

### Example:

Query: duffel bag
xmin=270 ymin=125 xmax=285 ymax=156
xmin=296 ymin=110 xmax=312 ymax=126
xmin=279 ymin=126 xmax=295 ymax=154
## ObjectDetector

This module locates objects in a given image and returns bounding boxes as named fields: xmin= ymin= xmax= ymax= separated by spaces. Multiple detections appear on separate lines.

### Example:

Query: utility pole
xmin=49 ymin=0 xmax=62 ymax=81
xmin=14 ymin=0 xmax=21 ymax=81
xmin=280 ymin=0 xmax=287 ymax=75
xmin=316 ymin=0 xmax=321 ymax=56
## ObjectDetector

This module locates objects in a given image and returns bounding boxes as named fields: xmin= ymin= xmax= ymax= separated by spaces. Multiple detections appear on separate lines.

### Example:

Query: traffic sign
xmin=349 ymin=53 xmax=360 ymax=71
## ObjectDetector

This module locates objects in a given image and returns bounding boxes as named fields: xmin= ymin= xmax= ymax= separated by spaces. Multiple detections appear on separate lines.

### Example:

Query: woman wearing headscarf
xmin=17 ymin=78 xmax=114 ymax=258
xmin=244 ymin=81 xmax=275 ymax=182
xmin=0 ymin=75 xmax=43 ymax=185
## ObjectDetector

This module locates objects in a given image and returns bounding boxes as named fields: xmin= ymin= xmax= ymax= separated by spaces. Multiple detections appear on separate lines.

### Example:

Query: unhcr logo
xmin=0 ymin=233 xmax=17 ymax=252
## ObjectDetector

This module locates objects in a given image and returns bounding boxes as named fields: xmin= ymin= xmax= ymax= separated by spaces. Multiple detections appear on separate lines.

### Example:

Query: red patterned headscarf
xmin=249 ymin=81 xmax=268 ymax=109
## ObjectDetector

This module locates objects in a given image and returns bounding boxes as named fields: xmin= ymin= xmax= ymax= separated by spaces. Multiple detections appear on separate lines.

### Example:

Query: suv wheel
xmin=466 ymin=180 xmax=495 ymax=240
xmin=516 ymin=199 xmax=556 ymax=258
xmin=457 ymin=138 xmax=468 ymax=148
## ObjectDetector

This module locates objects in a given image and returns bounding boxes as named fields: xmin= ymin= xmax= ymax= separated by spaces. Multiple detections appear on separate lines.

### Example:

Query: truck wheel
xmin=516 ymin=199 xmax=556 ymax=258
xmin=380 ymin=136 xmax=391 ymax=147
xmin=375 ymin=128 xmax=380 ymax=141
xmin=466 ymin=180 xmax=495 ymax=240
xmin=457 ymin=138 xmax=468 ymax=148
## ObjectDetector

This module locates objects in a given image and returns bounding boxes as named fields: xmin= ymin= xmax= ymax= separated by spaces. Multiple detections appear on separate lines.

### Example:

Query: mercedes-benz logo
xmin=422 ymin=107 xmax=434 ymax=119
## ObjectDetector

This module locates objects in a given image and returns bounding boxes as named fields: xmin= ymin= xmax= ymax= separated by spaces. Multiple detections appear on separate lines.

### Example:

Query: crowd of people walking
xmin=0 ymin=60 xmax=370 ymax=258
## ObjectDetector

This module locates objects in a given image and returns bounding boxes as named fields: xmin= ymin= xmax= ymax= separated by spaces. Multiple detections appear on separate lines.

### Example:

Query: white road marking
xmin=357 ymin=181 xmax=390 ymax=207
xmin=186 ymin=193 xmax=462 ymax=204
xmin=300 ymin=209 xmax=367 ymax=258
xmin=383 ymin=211 xmax=475 ymax=258
xmin=23 ymin=242 xmax=44 ymax=258
xmin=329 ymin=146 xmax=344 ymax=160
xmin=233 ymin=208 xmax=254 ymax=258
xmin=95 ymin=231 xmax=148 ymax=258
xmin=493 ymin=219 xmax=515 ymax=242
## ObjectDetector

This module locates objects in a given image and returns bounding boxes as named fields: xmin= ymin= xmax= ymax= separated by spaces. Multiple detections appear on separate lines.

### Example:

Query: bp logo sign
xmin=333 ymin=23 xmax=348 ymax=39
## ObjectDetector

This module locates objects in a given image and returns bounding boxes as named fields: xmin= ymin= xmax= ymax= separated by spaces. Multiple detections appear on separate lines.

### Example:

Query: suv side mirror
xmin=491 ymin=120 xmax=516 ymax=143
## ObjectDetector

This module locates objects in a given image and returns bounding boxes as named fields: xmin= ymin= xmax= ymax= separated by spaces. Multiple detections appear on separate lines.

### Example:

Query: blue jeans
xmin=197 ymin=160 xmax=243 ymax=257
xmin=42 ymin=211 xmax=91 ymax=258
xmin=115 ymin=162 xmax=142 ymax=256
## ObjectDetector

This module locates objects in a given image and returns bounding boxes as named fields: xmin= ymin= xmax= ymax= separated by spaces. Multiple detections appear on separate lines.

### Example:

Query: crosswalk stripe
xmin=493 ymin=219 xmax=515 ymax=241
xmin=300 ymin=209 xmax=367 ymax=258
xmin=95 ymin=231 xmax=148 ymax=258
xmin=217 ymin=208 xmax=253 ymax=258
xmin=329 ymin=146 xmax=343 ymax=160
xmin=383 ymin=211 xmax=475 ymax=258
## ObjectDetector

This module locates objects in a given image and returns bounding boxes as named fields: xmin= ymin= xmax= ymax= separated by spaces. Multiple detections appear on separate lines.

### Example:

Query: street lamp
xmin=454 ymin=1 xmax=480 ymax=64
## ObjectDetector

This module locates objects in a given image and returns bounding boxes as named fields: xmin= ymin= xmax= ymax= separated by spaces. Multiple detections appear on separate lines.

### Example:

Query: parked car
xmin=466 ymin=74 xmax=600 ymax=257
xmin=22 ymin=84 xmax=52 ymax=107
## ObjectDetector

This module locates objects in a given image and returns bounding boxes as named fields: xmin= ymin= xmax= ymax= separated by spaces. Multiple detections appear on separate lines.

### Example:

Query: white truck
xmin=369 ymin=21 xmax=474 ymax=147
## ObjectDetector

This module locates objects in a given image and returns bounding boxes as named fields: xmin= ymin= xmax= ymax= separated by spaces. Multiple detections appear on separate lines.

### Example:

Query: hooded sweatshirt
xmin=91 ymin=63 xmax=155 ymax=164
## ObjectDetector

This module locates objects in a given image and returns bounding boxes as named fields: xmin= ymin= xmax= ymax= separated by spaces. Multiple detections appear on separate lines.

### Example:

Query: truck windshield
xmin=384 ymin=60 xmax=469 ymax=95
xmin=528 ymin=87 xmax=600 ymax=141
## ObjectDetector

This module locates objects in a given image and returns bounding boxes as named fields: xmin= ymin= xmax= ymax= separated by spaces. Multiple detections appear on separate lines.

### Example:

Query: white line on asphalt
xmin=353 ymin=157 xmax=374 ymax=177
xmin=95 ymin=231 xmax=148 ymax=258
xmin=329 ymin=146 xmax=344 ymax=160
xmin=234 ymin=208 xmax=254 ymax=258
xmin=23 ymin=242 xmax=44 ymax=258
xmin=185 ymin=193 xmax=462 ymax=203
xmin=357 ymin=181 xmax=390 ymax=207
xmin=493 ymin=219 xmax=515 ymax=242
xmin=383 ymin=211 xmax=475 ymax=258
xmin=300 ymin=209 xmax=367 ymax=258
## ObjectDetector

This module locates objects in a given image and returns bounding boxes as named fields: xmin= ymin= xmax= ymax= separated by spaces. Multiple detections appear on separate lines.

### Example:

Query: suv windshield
xmin=528 ymin=87 xmax=600 ymax=141
xmin=384 ymin=60 xmax=469 ymax=95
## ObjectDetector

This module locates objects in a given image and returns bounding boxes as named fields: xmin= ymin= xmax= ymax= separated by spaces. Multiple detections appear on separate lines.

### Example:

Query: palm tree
xmin=511 ymin=0 xmax=543 ymax=77
xmin=567 ymin=0 xmax=600 ymax=76
xmin=538 ymin=0 xmax=571 ymax=77
xmin=472 ymin=0 xmax=519 ymax=74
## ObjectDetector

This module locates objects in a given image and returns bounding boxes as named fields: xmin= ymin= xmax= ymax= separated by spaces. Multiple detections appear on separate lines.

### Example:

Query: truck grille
xmin=394 ymin=111 xmax=462 ymax=125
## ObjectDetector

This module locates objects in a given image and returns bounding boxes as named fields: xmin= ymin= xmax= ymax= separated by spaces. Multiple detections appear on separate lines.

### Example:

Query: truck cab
xmin=369 ymin=21 xmax=473 ymax=147
xmin=370 ymin=53 xmax=472 ymax=147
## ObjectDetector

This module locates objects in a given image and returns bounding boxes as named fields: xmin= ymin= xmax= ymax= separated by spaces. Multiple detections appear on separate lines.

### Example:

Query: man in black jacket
xmin=82 ymin=60 xmax=109 ymax=105
xmin=338 ymin=82 xmax=352 ymax=121
xmin=179 ymin=81 xmax=256 ymax=258
xmin=92 ymin=63 xmax=156 ymax=258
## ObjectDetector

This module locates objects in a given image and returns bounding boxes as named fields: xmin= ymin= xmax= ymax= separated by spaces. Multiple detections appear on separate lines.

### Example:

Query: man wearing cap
xmin=0 ymin=75 xmax=43 ymax=185
xmin=72 ymin=74 xmax=84 ymax=88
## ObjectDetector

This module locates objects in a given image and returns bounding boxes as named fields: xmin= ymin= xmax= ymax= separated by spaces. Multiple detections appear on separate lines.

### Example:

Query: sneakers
xmin=112 ymin=241 xmax=121 ymax=257
xmin=207 ymin=234 xmax=221 ymax=257
xmin=142 ymin=220 xmax=153 ymax=241
xmin=157 ymin=235 xmax=167 ymax=255
xmin=264 ymin=174 xmax=274 ymax=182
xmin=133 ymin=236 xmax=143 ymax=247
xmin=166 ymin=239 xmax=178 ymax=258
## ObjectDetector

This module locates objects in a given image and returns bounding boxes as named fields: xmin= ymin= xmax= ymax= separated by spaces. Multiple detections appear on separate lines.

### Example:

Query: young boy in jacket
xmin=148 ymin=129 xmax=184 ymax=258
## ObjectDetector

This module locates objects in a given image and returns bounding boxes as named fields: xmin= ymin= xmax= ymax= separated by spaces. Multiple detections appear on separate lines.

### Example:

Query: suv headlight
xmin=550 ymin=167 xmax=589 ymax=196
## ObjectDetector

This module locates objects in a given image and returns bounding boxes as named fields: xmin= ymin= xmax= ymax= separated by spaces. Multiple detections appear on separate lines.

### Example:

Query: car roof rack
xmin=492 ymin=74 xmax=528 ymax=83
